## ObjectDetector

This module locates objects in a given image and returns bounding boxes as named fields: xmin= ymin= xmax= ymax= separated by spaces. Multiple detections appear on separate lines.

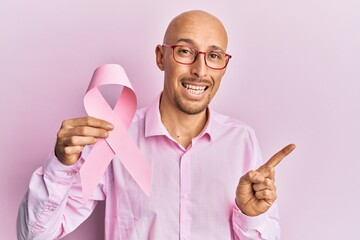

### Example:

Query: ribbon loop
xmin=80 ymin=64 xmax=151 ymax=204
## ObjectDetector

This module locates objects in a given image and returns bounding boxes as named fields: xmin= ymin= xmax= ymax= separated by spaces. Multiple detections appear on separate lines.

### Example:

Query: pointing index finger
xmin=264 ymin=144 xmax=296 ymax=169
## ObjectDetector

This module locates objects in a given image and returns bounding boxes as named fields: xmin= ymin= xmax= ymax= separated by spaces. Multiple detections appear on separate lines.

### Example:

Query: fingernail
xmin=108 ymin=124 xmax=114 ymax=129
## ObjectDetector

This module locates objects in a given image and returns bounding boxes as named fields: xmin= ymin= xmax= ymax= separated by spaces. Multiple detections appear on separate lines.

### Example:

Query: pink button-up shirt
xmin=17 ymin=95 xmax=280 ymax=240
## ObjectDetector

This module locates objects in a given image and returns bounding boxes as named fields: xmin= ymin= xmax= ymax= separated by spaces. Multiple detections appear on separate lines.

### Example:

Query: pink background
xmin=1 ymin=1 xmax=359 ymax=239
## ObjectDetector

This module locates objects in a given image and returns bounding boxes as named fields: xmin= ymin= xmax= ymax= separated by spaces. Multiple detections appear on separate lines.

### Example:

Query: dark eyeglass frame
xmin=162 ymin=44 xmax=232 ymax=70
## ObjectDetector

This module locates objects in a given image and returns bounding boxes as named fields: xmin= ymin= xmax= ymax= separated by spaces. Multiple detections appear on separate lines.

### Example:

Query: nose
xmin=190 ymin=52 xmax=208 ymax=78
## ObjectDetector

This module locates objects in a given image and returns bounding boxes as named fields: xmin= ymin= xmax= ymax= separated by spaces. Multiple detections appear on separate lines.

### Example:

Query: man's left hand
xmin=235 ymin=144 xmax=296 ymax=216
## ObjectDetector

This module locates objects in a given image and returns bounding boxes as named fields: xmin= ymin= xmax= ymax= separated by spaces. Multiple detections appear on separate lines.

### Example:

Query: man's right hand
xmin=55 ymin=117 xmax=114 ymax=165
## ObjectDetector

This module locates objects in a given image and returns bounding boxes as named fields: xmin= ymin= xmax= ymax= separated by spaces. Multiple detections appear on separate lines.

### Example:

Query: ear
xmin=155 ymin=44 xmax=165 ymax=71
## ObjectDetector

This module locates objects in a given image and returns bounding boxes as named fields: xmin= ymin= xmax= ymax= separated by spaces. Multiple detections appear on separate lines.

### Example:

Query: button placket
xmin=179 ymin=151 xmax=192 ymax=239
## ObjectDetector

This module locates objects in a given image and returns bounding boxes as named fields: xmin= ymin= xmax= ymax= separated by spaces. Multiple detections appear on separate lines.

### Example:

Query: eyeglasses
xmin=162 ymin=44 xmax=232 ymax=70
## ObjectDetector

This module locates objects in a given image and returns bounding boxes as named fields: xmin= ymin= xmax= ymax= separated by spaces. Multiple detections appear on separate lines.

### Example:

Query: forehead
xmin=165 ymin=15 xmax=228 ymax=51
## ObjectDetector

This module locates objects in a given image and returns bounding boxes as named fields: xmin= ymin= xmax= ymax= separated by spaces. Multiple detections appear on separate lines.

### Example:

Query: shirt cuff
xmin=232 ymin=203 xmax=269 ymax=232
xmin=43 ymin=150 xmax=85 ymax=184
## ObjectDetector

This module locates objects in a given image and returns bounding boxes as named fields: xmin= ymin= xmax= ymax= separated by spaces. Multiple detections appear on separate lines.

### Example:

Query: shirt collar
xmin=144 ymin=94 xmax=168 ymax=138
xmin=144 ymin=93 xmax=214 ymax=142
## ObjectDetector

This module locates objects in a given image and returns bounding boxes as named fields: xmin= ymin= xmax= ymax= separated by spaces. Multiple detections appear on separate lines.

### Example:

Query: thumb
xmin=240 ymin=170 xmax=265 ymax=185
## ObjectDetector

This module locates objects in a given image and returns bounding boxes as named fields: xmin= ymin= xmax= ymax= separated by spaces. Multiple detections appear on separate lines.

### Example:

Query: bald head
xmin=155 ymin=10 xmax=229 ymax=117
xmin=163 ymin=10 xmax=228 ymax=51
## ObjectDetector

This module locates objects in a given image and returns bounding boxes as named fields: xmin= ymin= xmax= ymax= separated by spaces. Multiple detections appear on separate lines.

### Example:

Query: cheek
xmin=211 ymin=82 xmax=221 ymax=98
xmin=212 ymin=72 xmax=225 ymax=89
xmin=208 ymin=74 xmax=224 ymax=99
xmin=164 ymin=63 xmax=189 ymax=82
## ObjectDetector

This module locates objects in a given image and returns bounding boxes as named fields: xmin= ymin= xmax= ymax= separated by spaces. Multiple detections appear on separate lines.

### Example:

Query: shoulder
xmin=210 ymin=110 xmax=263 ymax=167
xmin=132 ymin=106 xmax=148 ymax=122
xmin=211 ymin=110 xmax=256 ymax=135
xmin=127 ymin=106 xmax=148 ymax=137
xmin=209 ymin=110 xmax=260 ymax=147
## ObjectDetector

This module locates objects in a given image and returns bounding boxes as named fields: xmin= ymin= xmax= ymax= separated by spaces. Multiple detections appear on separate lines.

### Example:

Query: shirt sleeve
xmin=232 ymin=203 xmax=281 ymax=240
xmin=16 ymin=146 xmax=105 ymax=240
xmin=231 ymin=127 xmax=281 ymax=239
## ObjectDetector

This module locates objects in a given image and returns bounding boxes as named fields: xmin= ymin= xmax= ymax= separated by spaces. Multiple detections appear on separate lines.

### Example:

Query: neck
xmin=159 ymin=95 xmax=208 ymax=149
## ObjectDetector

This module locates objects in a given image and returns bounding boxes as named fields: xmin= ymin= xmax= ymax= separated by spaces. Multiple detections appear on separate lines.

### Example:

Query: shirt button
xmin=48 ymin=206 xmax=56 ymax=211
xmin=183 ymin=193 xmax=190 ymax=199
xmin=67 ymin=172 xmax=74 ymax=176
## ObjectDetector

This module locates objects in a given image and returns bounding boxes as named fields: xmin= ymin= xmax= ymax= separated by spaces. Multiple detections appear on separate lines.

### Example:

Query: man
xmin=17 ymin=10 xmax=295 ymax=239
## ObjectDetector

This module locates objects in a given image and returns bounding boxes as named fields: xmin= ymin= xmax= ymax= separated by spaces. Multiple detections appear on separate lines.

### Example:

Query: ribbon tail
xmin=79 ymin=139 xmax=115 ymax=205
xmin=119 ymin=135 xmax=151 ymax=196
xmin=106 ymin=129 xmax=151 ymax=197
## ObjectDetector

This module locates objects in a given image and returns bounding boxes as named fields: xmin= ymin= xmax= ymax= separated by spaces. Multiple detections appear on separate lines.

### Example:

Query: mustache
xmin=180 ymin=77 xmax=212 ymax=85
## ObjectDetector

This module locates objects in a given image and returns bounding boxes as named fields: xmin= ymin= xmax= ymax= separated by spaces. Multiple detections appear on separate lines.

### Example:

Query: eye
xmin=176 ymin=46 xmax=194 ymax=56
xmin=208 ymin=52 xmax=222 ymax=60
xmin=180 ymin=49 xmax=190 ymax=54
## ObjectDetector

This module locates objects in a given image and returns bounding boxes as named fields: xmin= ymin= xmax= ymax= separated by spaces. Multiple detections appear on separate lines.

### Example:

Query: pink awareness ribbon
xmin=79 ymin=64 xmax=151 ymax=204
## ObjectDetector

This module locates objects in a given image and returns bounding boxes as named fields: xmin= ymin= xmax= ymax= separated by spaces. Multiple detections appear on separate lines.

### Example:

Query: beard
xmin=173 ymin=91 xmax=211 ymax=115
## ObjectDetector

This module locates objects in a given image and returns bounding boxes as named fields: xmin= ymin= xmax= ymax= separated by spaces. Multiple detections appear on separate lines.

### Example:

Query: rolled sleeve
xmin=232 ymin=203 xmax=280 ymax=240
xmin=43 ymin=150 xmax=84 ymax=184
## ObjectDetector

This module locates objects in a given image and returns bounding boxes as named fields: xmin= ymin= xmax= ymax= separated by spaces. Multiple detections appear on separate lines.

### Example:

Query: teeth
xmin=183 ymin=83 xmax=207 ymax=95
xmin=184 ymin=84 xmax=206 ymax=90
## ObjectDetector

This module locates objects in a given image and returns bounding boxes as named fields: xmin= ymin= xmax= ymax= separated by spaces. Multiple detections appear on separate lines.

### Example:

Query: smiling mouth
xmin=182 ymin=83 xmax=209 ymax=95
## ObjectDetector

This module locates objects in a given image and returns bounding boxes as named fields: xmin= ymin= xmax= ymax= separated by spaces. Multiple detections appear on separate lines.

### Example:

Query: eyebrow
xmin=175 ymin=38 xmax=225 ymax=52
